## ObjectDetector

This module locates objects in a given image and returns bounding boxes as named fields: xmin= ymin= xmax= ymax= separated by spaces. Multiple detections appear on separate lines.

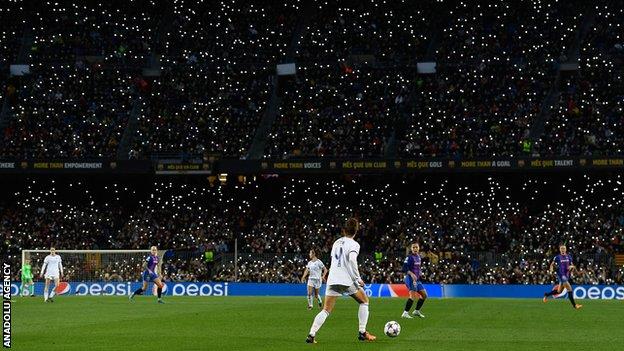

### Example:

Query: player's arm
xmin=569 ymin=255 xmax=576 ymax=273
xmin=321 ymin=266 xmax=328 ymax=282
xmin=143 ymin=257 xmax=152 ymax=273
xmin=346 ymin=250 xmax=364 ymax=286
xmin=402 ymin=257 xmax=417 ymax=281
xmin=301 ymin=267 xmax=309 ymax=283
xmin=40 ymin=259 xmax=48 ymax=278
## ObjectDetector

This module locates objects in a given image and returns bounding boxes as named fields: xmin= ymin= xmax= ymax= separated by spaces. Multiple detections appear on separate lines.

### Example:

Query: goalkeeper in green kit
xmin=20 ymin=259 xmax=35 ymax=297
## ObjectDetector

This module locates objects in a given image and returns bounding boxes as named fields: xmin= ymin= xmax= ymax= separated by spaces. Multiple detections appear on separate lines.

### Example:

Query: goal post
xmin=22 ymin=249 xmax=165 ymax=282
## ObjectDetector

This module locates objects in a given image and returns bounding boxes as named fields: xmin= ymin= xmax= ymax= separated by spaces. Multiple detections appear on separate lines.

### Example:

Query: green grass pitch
xmin=10 ymin=296 xmax=624 ymax=350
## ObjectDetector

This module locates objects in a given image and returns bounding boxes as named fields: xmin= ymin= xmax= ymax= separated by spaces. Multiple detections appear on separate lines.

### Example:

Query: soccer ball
xmin=384 ymin=321 xmax=401 ymax=337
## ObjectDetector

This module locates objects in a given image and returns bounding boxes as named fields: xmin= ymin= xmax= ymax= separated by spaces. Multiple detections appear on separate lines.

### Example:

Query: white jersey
xmin=306 ymin=259 xmax=325 ymax=280
xmin=327 ymin=236 xmax=361 ymax=286
xmin=42 ymin=254 xmax=63 ymax=277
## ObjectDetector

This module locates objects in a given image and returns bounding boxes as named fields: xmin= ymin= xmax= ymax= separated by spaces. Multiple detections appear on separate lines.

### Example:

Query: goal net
xmin=22 ymin=250 xmax=163 ymax=282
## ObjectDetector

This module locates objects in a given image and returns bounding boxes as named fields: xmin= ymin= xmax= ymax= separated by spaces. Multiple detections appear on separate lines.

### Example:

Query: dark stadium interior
xmin=1 ymin=0 xmax=623 ymax=284
xmin=1 ymin=0 xmax=624 ymax=348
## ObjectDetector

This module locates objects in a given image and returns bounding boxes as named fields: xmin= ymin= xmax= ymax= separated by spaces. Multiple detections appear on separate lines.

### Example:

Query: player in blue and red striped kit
xmin=130 ymin=246 xmax=165 ymax=303
xmin=401 ymin=243 xmax=428 ymax=319
xmin=543 ymin=244 xmax=582 ymax=309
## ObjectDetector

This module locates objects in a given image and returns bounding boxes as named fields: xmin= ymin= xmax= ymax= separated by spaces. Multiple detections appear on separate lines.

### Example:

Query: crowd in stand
xmin=265 ymin=64 xmax=404 ymax=158
xmin=263 ymin=0 xmax=436 ymax=159
xmin=130 ymin=0 xmax=298 ymax=159
xmin=1 ymin=1 xmax=150 ymax=159
xmin=400 ymin=0 xmax=582 ymax=158
xmin=3 ymin=174 xmax=623 ymax=284
xmin=1 ymin=1 xmax=623 ymax=286
xmin=27 ymin=1 xmax=156 ymax=67
xmin=132 ymin=65 xmax=270 ymax=158
xmin=266 ymin=0 xmax=434 ymax=159
xmin=0 ymin=0 xmax=293 ymax=159
xmin=0 ymin=0 xmax=24 ymax=71
xmin=1 ymin=66 xmax=136 ymax=158
xmin=295 ymin=0 xmax=434 ymax=63
xmin=2 ymin=1 xmax=622 ymax=160
xmin=0 ymin=0 xmax=23 ymax=112
xmin=537 ymin=2 xmax=624 ymax=156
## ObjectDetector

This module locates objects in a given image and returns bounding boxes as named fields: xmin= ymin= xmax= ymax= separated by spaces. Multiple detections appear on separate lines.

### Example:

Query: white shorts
xmin=307 ymin=278 xmax=322 ymax=289
xmin=44 ymin=275 xmax=59 ymax=281
xmin=325 ymin=284 xmax=360 ymax=297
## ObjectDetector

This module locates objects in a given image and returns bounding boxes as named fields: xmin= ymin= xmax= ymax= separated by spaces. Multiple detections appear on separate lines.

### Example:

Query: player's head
xmin=343 ymin=218 xmax=359 ymax=238
xmin=411 ymin=243 xmax=420 ymax=254
xmin=309 ymin=249 xmax=316 ymax=259
xmin=559 ymin=244 xmax=567 ymax=254
xmin=150 ymin=246 xmax=158 ymax=255
xmin=50 ymin=247 xmax=56 ymax=255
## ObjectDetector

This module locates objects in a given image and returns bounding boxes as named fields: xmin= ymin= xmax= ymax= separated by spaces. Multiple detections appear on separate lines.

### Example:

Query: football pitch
xmin=10 ymin=296 xmax=624 ymax=350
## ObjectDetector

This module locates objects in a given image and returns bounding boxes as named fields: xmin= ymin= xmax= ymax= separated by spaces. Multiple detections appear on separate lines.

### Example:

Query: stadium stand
xmin=0 ymin=0 xmax=622 ymax=287
xmin=2 ymin=0 xmax=621 ymax=159
xmin=3 ymin=175 xmax=623 ymax=284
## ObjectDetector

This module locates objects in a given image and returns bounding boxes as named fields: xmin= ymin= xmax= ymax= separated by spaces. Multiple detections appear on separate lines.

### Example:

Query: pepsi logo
xmin=55 ymin=282 xmax=71 ymax=295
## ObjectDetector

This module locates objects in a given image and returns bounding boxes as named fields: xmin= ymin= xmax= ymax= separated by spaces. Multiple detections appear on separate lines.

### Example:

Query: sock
xmin=358 ymin=303 xmax=369 ymax=333
xmin=49 ymin=290 xmax=56 ymax=299
xmin=317 ymin=295 xmax=322 ymax=304
xmin=157 ymin=287 xmax=162 ymax=299
xmin=416 ymin=298 xmax=425 ymax=311
xmin=404 ymin=298 xmax=414 ymax=312
xmin=307 ymin=295 xmax=313 ymax=307
xmin=567 ymin=292 xmax=577 ymax=307
xmin=29 ymin=284 xmax=34 ymax=295
xmin=309 ymin=310 xmax=329 ymax=336
xmin=133 ymin=288 xmax=144 ymax=296
xmin=44 ymin=286 xmax=49 ymax=300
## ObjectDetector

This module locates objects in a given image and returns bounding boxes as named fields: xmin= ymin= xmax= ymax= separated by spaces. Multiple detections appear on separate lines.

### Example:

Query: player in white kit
xmin=301 ymin=249 xmax=328 ymax=310
xmin=39 ymin=247 xmax=63 ymax=302
xmin=306 ymin=218 xmax=376 ymax=343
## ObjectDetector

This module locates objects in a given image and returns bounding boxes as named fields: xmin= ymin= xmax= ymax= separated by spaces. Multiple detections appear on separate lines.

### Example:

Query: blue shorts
xmin=558 ymin=275 xmax=569 ymax=285
xmin=404 ymin=276 xmax=424 ymax=292
xmin=142 ymin=270 xmax=159 ymax=282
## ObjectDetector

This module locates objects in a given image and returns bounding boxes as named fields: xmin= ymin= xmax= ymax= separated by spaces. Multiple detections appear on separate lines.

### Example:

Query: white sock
xmin=307 ymin=295 xmax=313 ymax=307
xmin=358 ymin=303 xmax=369 ymax=333
xmin=49 ymin=290 xmax=56 ymax=298
xmin=309 ymin=310 xmax=329 ymax=336
xmin=317 ymin=295 xmax=322 ymax=304
xmin=44 ymin=287 xmax=49 ymax=301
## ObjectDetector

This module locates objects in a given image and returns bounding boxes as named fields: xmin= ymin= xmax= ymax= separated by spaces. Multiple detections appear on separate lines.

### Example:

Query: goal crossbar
xmin=22 ymin=250 xmax=151 ymax=265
